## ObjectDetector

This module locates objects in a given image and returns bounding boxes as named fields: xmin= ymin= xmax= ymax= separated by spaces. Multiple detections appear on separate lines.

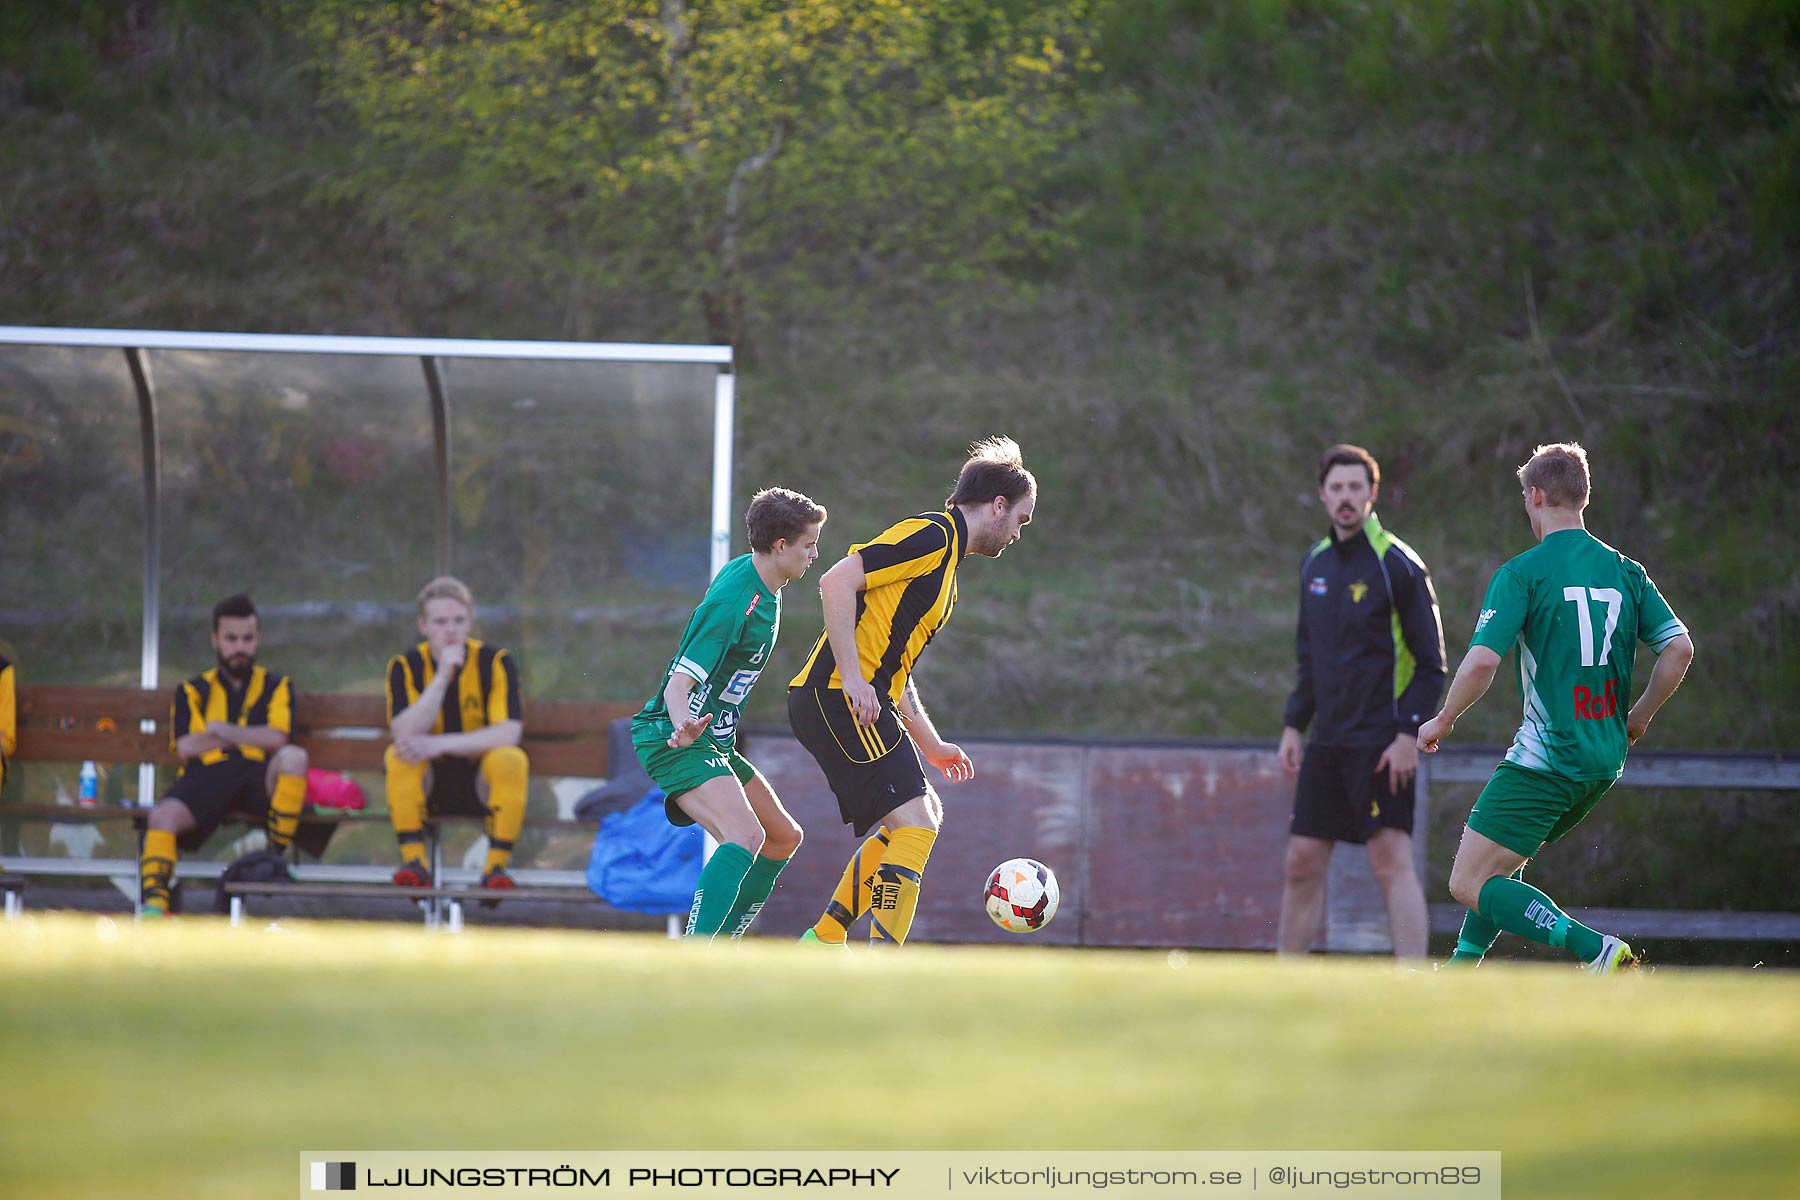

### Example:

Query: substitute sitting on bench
xmin=140 ymin=593 xmax=310 ymax=918
xmin=0 ymin=650 xmax=16 ymax=793
xmin=385 ymin=576 xmax=527 ymax=893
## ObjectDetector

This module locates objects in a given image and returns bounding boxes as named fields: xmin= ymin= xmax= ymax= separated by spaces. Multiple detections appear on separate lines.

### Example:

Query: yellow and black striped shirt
xmin=385 ymin=638 xmax=522 ymax=753
xmin=0 ymin=656 xmax=16 ymax=785
xmin=170 ymin=666 xmax=293 ymax=773
xmin=791 ymin=508 xmax=966 ymax=703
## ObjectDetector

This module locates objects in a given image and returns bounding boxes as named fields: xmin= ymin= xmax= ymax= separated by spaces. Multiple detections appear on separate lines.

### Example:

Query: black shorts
xmin=788 ymin=687 xmax=928 ymax=836
xmin=165 ymin=758 xmax=271 ymax=851
xmin=426 ymin=756 xmax=488 ymax=817
xmin=1290 ymin=743 xmax=1415 ymax=844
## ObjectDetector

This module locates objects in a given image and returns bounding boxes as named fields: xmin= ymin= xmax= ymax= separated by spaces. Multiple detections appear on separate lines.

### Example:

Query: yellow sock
xmin=265 ymin=771 xmax=307 ymax=851
xmin=810 ymin=826 xmax=890 ymax=943
xmin=479 ymin=745 xmax=528 ymax=875
xmin=869 ymin=826 xmax=936 ymax=947
xmin=140 ymin=828 xmax=177 ymax=913
xmin=384 ymin=746 xmax=430 ymax=870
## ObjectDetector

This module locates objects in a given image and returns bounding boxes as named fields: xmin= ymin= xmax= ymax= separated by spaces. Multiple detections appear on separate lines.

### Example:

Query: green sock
xmin=723 ymin=854 xmax=791 ymax=939
xmin=1444 ymin=867 xmax=1521 ymax=967
xmin=687 ymin=843 xmax=755 ymax=940
xmin=1444 ymin=910 xmax=1501 ymax=967
xmin=1477 ymin=875 xmax=1605 ymax=963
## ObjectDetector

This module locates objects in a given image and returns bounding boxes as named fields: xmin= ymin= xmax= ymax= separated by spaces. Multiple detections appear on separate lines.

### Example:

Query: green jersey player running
xmin=1418 ymin=443 xmax=1694 ymax=972
xmin=632 ymin=487 xmax=827 ymax=940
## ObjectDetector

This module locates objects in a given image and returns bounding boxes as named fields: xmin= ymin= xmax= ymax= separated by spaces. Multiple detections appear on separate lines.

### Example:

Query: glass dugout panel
xmin=437 ymin=358 xmax=717 ymax=703
xmin=0 ymin=345 xmax=146 ymax=816
xmin=145 ymin=350 xmax=438 ymax=696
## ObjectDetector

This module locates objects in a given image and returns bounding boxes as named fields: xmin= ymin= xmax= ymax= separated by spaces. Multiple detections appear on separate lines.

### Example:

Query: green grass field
xmin=2 ymin=916 xmax=1796 ymax=1200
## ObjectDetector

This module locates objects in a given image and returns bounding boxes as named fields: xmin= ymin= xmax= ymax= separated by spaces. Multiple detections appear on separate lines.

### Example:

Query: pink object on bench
xmin=305 ymin=768 xmax=368 ymax=811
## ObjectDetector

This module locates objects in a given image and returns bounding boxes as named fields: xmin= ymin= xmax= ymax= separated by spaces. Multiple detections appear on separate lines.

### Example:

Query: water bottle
xmin=78 ymin=761 xmax=100 ymax=807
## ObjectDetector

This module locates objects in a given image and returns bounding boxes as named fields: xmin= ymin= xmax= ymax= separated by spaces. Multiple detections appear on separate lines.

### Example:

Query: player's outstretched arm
xmin=662 ymin=669 xmax=713 ymax=749
xmin=899 ymin=678 xmax=972 ymax=783
xmin=1627 ymin=633 xmax=1695 ymax=745
xmin=1418 ymin=646 xmax=1503 ymax=752
xmin=819 ymin=553 xmax=880 ymax=724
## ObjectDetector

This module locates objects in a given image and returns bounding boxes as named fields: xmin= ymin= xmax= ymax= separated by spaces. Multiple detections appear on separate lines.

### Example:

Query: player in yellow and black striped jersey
xmin=139 ymin=594 xmax=311 ymax=917
xmin=0 ymin=652 xmax=16 ymax=793
xmin=384 ymin=576 xmax=527 ymax=891
xmin=788 ymin=436 xmax=1037 ymax=948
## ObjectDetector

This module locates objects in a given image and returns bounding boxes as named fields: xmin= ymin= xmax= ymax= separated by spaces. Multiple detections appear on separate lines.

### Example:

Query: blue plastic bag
xmin=585 ymin=790 xmax=703 ymax=914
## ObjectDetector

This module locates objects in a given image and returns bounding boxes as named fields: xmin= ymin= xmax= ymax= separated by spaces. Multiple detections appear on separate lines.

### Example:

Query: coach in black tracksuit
xmin=1276 ymin=444 xmax=1445 ymax=959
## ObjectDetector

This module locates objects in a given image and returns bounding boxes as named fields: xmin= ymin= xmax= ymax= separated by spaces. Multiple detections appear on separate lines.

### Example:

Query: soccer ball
xmin=984 ymin=858 xmax=1059 ymax=933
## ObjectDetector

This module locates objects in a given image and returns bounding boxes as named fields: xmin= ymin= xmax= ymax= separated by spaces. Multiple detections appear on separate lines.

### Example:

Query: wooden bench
xmin=218 ymin=879 xmax=673 ymax=934
xmin=4 ymin=684 xmax=640 ymax=916
xmin=13 ymin=684 xmax=638 ymax=777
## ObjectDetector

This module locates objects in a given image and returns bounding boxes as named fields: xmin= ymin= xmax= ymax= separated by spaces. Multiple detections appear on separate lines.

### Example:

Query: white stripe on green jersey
xmin=1470 ymin=529 xmax=1685 ymax=781
xmin=635 ymin=554 xmax=779 ymax=750
xmin=1510 ymin=642 xmax=1555 ymax=773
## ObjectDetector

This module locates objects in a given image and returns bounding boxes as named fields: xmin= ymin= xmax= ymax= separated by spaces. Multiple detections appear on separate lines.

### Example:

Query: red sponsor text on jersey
xmin=744 ymin=593 xmax=761 ymax=617
xmin=1573 ymin=680 xmax=1619 ymax=720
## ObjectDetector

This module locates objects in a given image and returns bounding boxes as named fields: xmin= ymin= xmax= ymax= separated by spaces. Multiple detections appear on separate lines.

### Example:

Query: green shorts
xmin=631 ymin=722 xmax=755 ymax=827
xmin=1467 ymin=762 xmax=1615 ymax=857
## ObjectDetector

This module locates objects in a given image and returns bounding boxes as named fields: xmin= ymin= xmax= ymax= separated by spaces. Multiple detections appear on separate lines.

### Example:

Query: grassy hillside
xmin=3 ymin=916 xmax=1798 ymax=1198
xmin=3 ymin=2 xmax=1797 ymax=921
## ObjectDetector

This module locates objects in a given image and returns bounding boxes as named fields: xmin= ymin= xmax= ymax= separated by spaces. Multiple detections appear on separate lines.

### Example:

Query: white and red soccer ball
xmin=984 ymin=857 xmax=1060 ymax=933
